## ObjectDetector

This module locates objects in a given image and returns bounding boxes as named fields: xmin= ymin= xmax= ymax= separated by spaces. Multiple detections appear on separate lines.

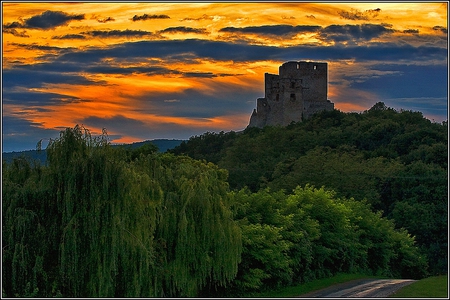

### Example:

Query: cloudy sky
xmin=2 ymin=2 xmax=448 ymax=152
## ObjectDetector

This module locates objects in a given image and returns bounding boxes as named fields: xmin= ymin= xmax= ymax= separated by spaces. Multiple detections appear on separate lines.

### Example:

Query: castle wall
xmin=303 ymin=100 xmax=334 ymax=119
xmin=249 ymin=61 xmax=333 ymax=128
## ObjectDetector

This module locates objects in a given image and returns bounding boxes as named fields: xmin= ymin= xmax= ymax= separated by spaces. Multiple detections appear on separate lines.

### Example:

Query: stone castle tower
xmin=248 ymin=61 xmax=334 ymax=128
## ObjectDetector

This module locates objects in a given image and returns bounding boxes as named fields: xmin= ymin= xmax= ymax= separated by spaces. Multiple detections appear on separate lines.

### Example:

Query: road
xmin=297 ymin=278 xmax=416 ymax=298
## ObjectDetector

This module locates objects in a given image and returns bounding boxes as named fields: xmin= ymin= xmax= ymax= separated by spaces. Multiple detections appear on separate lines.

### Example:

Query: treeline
xmin=170 ymin=102 xmax=448 ymax=276
xmin=2 ymin=101 xmax=446 ymax=297
xmin=207 ymin=185 xmax=427 ymax=297
xmin=2 ymin=139 xmax=184 ymax=165
xmin=3 ymin=126 xmax=240 ymax=297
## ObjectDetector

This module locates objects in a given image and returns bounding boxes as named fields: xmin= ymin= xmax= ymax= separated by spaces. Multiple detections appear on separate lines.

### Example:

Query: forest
xmin=2 ymin=102 xmax=447 ymax=297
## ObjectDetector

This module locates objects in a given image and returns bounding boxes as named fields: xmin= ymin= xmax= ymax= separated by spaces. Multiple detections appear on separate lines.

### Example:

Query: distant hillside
xmin=2 ymin=139 xmax=184 ymax=165
xmin=169 ymin=102 xmax=448 ymax=275
xmin=113 ymin=139 xmax=185 ymax=152
xmin=2 ymin=149 xmax=48 ymax=165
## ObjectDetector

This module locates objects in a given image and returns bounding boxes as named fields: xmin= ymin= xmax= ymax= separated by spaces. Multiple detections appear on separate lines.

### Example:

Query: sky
xmin=2 ymin=1 xmax=448 ymax=152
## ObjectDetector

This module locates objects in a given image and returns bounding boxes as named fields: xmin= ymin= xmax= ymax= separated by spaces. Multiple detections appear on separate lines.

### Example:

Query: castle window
xmin=290 ymin=81 xmax=295 ymax=88
xmin=297 ymin=63 xmax=299 ymax=69
xmin=313 ymin=65 xmax=317 ymax=70
xmin=299 ymin=79 xmax=303 ymax=84
xmin=290 ymin=93 xmax=296 ymax=101
xmin=276 ymin=94 xmax=279 ymax=101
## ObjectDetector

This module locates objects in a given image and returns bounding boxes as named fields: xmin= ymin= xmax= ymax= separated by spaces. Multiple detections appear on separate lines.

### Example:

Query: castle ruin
xmin=248 ymin=61 xmax=334 ymax=128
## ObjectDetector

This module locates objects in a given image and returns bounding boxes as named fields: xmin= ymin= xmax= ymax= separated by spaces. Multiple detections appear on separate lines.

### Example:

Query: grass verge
xmin=389 ymin=275 xmax=448 ymax=298
xmin=255 ymin=273 xmax=383 ymax=297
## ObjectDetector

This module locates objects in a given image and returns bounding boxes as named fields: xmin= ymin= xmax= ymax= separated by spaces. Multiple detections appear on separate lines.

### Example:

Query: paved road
xmin=297 ymin=278 xmax=416 ymax=298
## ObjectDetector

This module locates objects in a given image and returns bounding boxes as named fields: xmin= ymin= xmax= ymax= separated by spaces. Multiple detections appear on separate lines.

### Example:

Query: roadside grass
xmin=254 ymin=273 xmax=384 ymax=297
xmin=389 ymin=275 xmax=448 ymax=298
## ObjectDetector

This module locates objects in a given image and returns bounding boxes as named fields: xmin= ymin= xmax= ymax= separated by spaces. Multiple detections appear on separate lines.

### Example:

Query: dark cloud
xmin=339 ymin=8 xmax=381 ymax=20
xmin=131 ymin=14 xmax=170 ymax=21
xmin=82 ymin=115 xmax=147 ymax=132
xmin=97 ymin=17 xmax=115 ymax=23
xmin=433 ymin=25 xmax=448 ymax=34
xmin=70 ymin=62 xmax=238 ymax=78
xmin=183 ymin=72 xmax=216 ymax=78
xmin=3 ymin=68 xmax=101 ymax=88
xmin=4 ymin=10 xmax=84 ymax=30
xmin=403 ymin=29 xmax=419 ymax=34
xmin=10 ymin=42 xmax=74 ymax=52
xmin=218 ymin=23 xmax=395 ymax=42
xmin=50 ymin=38 xmax=447 ymax=67
xmin=306 ymin=15 xmax=316 ymax=19
xmin=319 ymin=24 xmax=394 ymax=42
xmin=81 ymin=29 xmax=154 ymax=38
xmin=158 ymin=26 xmax=208 ymax=34
xmin=137 ymin=88 xmax=257 ymax=119
xmin=84 ymin=65 xmax=179 ymax=76
xmin=3 ymin=21 xmax=23 ymax=29
xmin=219 ymin=24 xmax=322 ymax=36
xmin=52 ymin=33 xmax=86 ymax=40
xmin=180 ymin=14 xmax=212 ymax=21
xmin=3 ymin=90 xmax=84 ymax=106
xmin=367 ymin=8 xmax=381 ymax=13
xmin=52 ymin=39 xmax=275 ymax=63
xmin=10 ymin=57 xmax=240 ymax=78
xmin=9 ymin=61 xmax=84 ymax=73
xmin=2 ymin=116 xmax=61 ymax=152
xmin=2 ymin=28 xmax=30 ymax=37
xmin=182 ymin=72 xmax=238 ymax=78
xmin=8 ymin=42 xmax=76 ymax=62
xmin=344 ymin=63 xmax=448 ymax=118
xmin=349 ymin=64 xmax=448 ymax=99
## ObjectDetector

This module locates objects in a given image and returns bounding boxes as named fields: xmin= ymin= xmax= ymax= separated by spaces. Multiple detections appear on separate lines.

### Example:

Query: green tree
xmin=2 ymin=125 xmax=242 ymax=297
xmin=219 ymin=189 xmax=288 ymax=295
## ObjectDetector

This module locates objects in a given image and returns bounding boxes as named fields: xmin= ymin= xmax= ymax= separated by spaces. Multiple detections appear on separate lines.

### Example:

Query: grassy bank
xmin=389 ymin=275 xmax=448 ymax=298
xmin=254 ymin=273 xmax=384 ymax=297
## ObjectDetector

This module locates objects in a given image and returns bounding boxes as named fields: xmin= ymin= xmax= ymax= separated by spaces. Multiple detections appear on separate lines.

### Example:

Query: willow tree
xmin=2 ymin=157 xmax=50 ymax=297
xmin=44 ymin=125 xmax=159 ymax=296
xmin=131 ymin=153 xmax=242 ymax=297
xmin=3 ymin=125 xmax=241 ymax=297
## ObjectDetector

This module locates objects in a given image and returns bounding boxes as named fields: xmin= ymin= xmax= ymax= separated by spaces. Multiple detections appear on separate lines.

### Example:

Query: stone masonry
xmin=248 ymin=61 xmax=334 ymax=128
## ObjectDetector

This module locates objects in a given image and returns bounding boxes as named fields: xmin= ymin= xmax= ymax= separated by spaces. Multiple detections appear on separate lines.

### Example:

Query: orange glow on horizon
xmin=335 ymin=102 xmax=369 ymax=112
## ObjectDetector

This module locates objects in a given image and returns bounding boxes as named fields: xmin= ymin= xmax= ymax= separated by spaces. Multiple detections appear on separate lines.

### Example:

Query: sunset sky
xmin=2 ymin=2 xmax=448 ymax=152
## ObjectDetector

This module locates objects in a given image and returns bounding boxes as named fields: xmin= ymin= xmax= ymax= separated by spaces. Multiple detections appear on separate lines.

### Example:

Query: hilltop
xmin=170 ymin=102 xmax=448 ymax=276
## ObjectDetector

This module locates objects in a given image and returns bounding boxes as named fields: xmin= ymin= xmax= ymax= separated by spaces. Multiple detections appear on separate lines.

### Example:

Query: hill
xmin=170 ymin=102 xmax=448 ymax=276
xmin=2 ymin=139 xmax=184 ymax=165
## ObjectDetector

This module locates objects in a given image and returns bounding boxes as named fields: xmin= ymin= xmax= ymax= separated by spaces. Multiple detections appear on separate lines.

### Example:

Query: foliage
xmin=169 ymin=131 xmax=236 ymax=165
xmin=171 ymin=102 xmax=447 ymax=276
xmin=217 ymin=185 xmax=427 ymax=297
xmin=2 ymin=125 xmax=241 ymax=297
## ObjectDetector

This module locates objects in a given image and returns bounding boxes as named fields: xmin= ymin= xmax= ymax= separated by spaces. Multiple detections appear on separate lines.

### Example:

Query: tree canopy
xmin=3 ymin=103 xmax=447 ymax=297
xmin=171 ymin=103 xmax=448 ymax=276
xmin=3 ymin=125 xmax=241 ymax=297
